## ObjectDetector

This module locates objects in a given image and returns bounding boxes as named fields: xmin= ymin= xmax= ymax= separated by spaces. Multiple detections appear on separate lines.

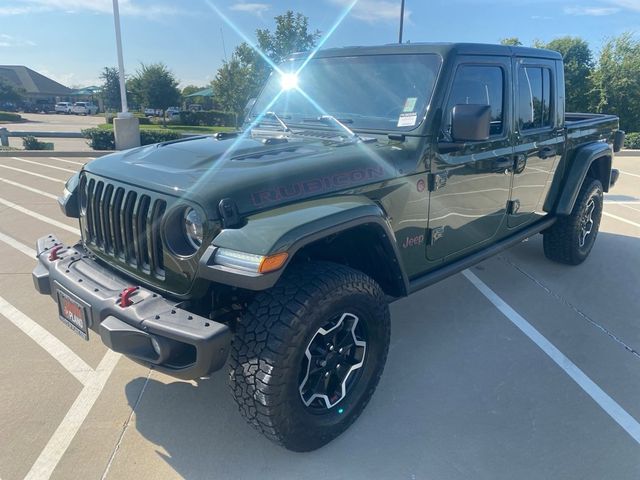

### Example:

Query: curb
xmin=617 ymin=149 xmax=640 ymax=157
xmin=0 ymin=151 xmax=112 ymax=158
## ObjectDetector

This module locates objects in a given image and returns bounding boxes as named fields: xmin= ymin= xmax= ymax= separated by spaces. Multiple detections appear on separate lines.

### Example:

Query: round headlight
xmin=184 ymin=208 xmax=204 ymax=249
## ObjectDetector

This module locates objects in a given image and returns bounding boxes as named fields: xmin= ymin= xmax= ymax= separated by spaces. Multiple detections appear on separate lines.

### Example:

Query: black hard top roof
xmin=289 ymin=42 xmax=562 ymax=61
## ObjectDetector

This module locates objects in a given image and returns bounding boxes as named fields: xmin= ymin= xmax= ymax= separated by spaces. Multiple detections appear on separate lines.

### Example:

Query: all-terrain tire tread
xmin=228 ymin=261 xmax=390 ymax=448
xmin=543 ymin=177 xmax=603 ymax=265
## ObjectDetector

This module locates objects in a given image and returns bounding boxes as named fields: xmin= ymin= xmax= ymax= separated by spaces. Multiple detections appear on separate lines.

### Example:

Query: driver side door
xmin=426 ymin=57 xmax=513 ymax=262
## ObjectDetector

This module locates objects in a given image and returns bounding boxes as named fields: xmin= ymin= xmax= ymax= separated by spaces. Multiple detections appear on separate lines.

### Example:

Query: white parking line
xmin=0 ymin=295 xmax=94 ymax=386
xmin=0 ymin=197 xmax=80 ymax=235
xmin=0 ymin=176 xmax=58 ymax=200
xmin=11 ymin=157 xmax=78 ymax=174
xmin=24 ymin=350 xmax=120 ymax=480
xmin=620 ymin=203 xmax=640 ymax=213
xmin=462 ymin=269 xmax=640 ymax=444
xmin=49 ymin=157 xmax=86 ymax=166
xmin=0 ymin=164 xmax=65 ymax=183
xmin=620 ymin=170 xmax=640 ymax=179
xmin=603 ymin=211 xmax=640 ymax=229
xmin=0 ymin=230 xmax=37 ymax=257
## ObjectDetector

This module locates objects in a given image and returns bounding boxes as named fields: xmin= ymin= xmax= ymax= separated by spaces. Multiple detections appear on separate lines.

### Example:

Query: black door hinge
xmin=427 ymin=171 xmax=448 ymax=191
xmin=426 ymin=226 xmax=445 ymax=245
xmin=507 ymin=199 xmax=521 ymax=215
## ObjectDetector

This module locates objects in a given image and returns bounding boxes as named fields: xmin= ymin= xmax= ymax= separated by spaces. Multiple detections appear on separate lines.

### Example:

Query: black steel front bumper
xmin=32 ymin=235 xmax=231 ymax=379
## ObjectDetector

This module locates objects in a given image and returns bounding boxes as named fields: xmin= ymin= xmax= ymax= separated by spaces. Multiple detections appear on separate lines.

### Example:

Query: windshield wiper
xmin=302 ymin=115 xmax=361 ymax=142
xmin=254 ymin=111 xmax=292 ymax=133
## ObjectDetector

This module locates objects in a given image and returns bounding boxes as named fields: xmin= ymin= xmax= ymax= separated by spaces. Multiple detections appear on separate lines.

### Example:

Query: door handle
xmin=539 ymin=147 xmax=556 ymax=160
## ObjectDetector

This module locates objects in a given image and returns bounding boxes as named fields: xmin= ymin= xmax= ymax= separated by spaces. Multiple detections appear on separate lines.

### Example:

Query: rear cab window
xmin=517 ymin=65 xmax=553 ymax=131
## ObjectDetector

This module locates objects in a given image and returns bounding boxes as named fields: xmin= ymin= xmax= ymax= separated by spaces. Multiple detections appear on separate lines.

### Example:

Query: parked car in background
xmin=22 ymin=100 xmax=54 ymax=113
xmin=0 ymin=102 xmax=18 ymax=112
xmin=167 ymin=109 xmax=182 ymax=120
xmin=71 ymin=102 xmax=99 ymax=115
xmin=188 ymin=104 xmax=203 ymax=112
xmin=55 ymin=102 xmax=73 ymax=114
xmin=166 ymin=106 xmax=180 ymax=115
xmin=144 ymin=107 xmax=162 ymax=116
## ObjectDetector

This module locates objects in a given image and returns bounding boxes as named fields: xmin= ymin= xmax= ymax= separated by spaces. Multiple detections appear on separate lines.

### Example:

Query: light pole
xmin=398 ymin=0 xmax=405 ymax=44
xmin=112 ymin=0 xmax=128 ymax=115
xmin=111 ymin=0 xmax=140 ymax=149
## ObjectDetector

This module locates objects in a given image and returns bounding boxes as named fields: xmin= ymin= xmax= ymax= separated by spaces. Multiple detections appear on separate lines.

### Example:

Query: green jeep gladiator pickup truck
xmin=34 ymin=43 xmax=624 ymax=451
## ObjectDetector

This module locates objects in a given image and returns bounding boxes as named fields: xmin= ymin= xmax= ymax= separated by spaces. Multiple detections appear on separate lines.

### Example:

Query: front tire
xmin=228 ymin=261 xmax=390 ymax=452
xmin=543 ymin=177 xmax=603 ymax=265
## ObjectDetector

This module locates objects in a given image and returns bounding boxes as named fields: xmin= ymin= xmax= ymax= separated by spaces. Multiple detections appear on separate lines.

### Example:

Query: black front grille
xmin=81 ymin=176 xmax=166 ymax=279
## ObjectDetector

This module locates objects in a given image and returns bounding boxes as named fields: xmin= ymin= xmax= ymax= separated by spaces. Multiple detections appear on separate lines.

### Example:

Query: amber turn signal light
xmin=259 ymin=252 xmax=289 ymax=273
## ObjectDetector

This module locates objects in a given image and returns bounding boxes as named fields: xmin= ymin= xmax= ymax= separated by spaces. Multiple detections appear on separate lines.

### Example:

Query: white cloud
xmin=608 ymin=0 xmax=640 ymax=11
xmin=229 ymin=2 xmax=271 ymax=17
xmin=0 ymin=33 xmax=37 ymax=47
xmin=564 ymin=6 xmax=620 ymax=16
xmin=0 ymin=0 xmax=185 ymax=19
xmin=329 ymin=0 xmax=411 ymax=24
xmin=35 ymin=67 xmax=99 ymax=88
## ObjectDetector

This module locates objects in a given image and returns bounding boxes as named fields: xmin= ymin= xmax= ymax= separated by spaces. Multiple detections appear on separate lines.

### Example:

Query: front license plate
xmin=56 ymin=287 xmax=89 ymax=340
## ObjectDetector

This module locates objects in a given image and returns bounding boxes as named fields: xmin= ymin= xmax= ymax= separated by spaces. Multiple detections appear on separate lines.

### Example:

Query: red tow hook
xmin=119 ymin=287 xmax=139 ymax=308
xmin=48 ymin=245 xmax=64 ymax=261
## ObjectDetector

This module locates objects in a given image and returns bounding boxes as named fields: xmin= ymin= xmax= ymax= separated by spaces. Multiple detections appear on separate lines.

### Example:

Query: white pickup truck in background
xmin=71 ymin=102 xmax=99 ymax=115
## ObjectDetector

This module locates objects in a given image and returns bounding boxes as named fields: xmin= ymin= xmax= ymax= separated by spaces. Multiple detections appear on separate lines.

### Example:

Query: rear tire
xmin=543 ymin=177 xmax=603 ymax=265
xmin=228 ymin=261 xmax=390 ymax=452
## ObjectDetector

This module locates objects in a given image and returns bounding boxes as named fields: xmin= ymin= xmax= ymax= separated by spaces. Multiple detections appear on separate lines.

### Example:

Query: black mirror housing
xmin=451 ymin=104 xmax=491 ymax=142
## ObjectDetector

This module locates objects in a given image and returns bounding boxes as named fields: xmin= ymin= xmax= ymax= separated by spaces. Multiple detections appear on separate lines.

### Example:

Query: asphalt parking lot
xmin=0 ymin=153 xmax=639 ymax=480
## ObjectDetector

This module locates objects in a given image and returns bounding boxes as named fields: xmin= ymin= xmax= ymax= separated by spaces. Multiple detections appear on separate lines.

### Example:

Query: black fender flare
xmin=554 ymin=143 xmax=612 ymax=216
xmin=198 ymin=196 xmax=409 ymax=295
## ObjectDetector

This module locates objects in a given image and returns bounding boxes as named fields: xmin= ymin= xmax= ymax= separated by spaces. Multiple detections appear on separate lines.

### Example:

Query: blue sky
xmin=1 ymin=0 xmax=639 ymax=88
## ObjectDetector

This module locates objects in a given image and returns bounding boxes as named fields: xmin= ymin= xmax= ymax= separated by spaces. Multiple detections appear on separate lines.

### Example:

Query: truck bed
xmin=565 ymin=112 xmax=619 ymax=152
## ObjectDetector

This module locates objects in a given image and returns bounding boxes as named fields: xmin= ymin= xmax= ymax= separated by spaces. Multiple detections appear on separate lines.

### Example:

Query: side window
xmin=444 ymin=65 xmax=504 ymax=138
xmin=518 ymin=66 xmax=553 ymax=131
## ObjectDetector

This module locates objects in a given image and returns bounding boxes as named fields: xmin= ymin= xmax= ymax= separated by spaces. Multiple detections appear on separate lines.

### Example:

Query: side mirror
xmin=451 ymin=104 xmax=491 ymax=142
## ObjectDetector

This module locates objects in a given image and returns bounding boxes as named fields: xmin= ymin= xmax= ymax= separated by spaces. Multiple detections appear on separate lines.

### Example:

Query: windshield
xmin=250 ymin=54 xmax=442 ymax=132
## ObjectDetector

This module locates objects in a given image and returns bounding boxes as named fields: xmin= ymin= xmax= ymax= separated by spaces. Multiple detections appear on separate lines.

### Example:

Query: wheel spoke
xmin=298 ymin=312 xmax=367 ymax=410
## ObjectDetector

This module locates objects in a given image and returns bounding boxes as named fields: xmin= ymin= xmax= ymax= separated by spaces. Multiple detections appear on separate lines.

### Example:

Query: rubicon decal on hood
xmin=251 ymin=166 xmax=387 ymax=206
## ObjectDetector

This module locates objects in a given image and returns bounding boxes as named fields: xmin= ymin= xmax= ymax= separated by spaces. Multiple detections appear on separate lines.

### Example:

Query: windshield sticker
xmin=397 ymin=112 xmax=417 ymax=127
xmin=403 ymin=97 xmax=418 ymax=112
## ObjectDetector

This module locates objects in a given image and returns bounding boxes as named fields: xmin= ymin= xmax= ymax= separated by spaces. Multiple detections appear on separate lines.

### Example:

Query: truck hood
xmin=84 ymin=134 xmax=401 ymax=217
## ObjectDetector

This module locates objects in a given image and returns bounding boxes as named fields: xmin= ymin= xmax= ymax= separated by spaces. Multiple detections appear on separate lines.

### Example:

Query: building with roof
xmin=0 ymin=65 xmax=72 ymax=110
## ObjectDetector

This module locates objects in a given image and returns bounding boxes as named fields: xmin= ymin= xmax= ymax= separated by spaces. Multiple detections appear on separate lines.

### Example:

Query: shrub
xmin=82 ymin=128 xmax=184 ymax=150
xmin=179 ymin=110 xmax=236 ymax=127
xmin=0 ymin=111 xmax=23 ymax=122
xmin=139 ymin=129 xmax=182 ymax=145
xmin=105 ymin=113 xmax=151 ymax=125
xmin=624 ymin=132 xmax=640 ymax=149
xmin=22 ymin=135 xmax=53 ymax=150
xmin=82 ymin=128 xmax=116 ymax=150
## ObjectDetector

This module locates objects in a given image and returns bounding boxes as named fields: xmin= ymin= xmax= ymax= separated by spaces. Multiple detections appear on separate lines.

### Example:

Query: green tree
xmin=591 ymin=33 xmax=640 ymax=131
xmin=500 ymin=37 xmax=522 ymax=46
xmin=127 ymin=63 xmax=181 ymax=124
xmin=99 ymin=67 xmax=121 ymax=112
xmin=535 ymin=37 xmax=594 ymax=113
xmin=0 ymin=77 xmax=24 ymax=104
xmin=210 ymin=57 xmax=252 ymax=122
xmin=212 ymin=10 xmax=320 ymax=122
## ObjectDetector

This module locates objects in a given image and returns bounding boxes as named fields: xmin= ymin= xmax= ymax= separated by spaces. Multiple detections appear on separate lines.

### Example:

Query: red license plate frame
xmin=55 ymin=284 xmax=90 ymax=340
